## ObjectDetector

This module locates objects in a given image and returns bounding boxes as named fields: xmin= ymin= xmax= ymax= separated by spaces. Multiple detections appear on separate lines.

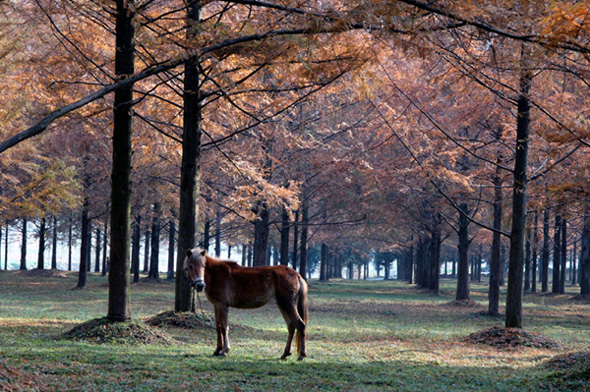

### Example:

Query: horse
xmin=183 ymin=248 xmax=308 ymax=360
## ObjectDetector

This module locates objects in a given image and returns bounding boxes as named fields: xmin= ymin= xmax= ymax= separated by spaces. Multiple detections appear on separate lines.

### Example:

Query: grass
xmin=1 ymin=270 xmax=589 ymax=391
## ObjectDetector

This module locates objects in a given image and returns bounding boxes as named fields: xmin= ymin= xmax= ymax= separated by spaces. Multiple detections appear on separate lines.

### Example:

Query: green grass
xmin=1 ymin=271 xmax=589 ymax=391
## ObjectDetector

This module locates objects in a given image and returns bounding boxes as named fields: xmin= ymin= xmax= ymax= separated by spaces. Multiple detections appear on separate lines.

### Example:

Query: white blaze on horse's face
xmin=184 ymin=248 xmax=207 ymax=292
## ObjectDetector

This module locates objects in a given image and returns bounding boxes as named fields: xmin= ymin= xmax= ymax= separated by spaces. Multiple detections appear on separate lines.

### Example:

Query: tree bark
xmin=320 ymin=243 xmax=329 ymax=281
xmin=299 ymin=201 xmax=309 ymax=280
xmin=175 ymin=0 xmax=202 ymax=312
xmin=215 ymin=205 xmax=221 ymax=257
xmin=167 ymin=215 xmax=176 ymax=280
xmin=37 ymin=217 xmax=46 ymax=269
xmin=580 ymin=208 xmax=590 ymax=296
xmin=149 ymin=202 xmax=161 ymax=280
xmin=541 ymin=208 xmax=550 ymax=292
xmin=102 ymin=216 xmax=108 ymax=276
xmin=132 ymin=215 xmax=141 ymax=283
xmin=143 ymin=230 xmax=150 ymax=273
xmin=456 ymin=203 xmax=470 ymax=301
xmin=95 ymin=228 xmax=101 ymax=273
xmin=552 ymin=214 xmax=561 ymax=294
xmin=560 ymin=216 xmax=567 ymax=294
xmin=107 ymin=0 xmax=135 ymax=321
xmin=292 ymin=210 xmax=299 ymax=270
xmin=531 ymin=211 xmax=538 ymax=293
xmin=280 ymin=207 xmax=290 ymax=266
xmin=51 ymin=216 xmax=58 ymax=269
xmin=505 ymin=52 xmax=532 ymax=329
xmin=253 ymin=202 xmax=270 ymax=266
xmin=76 ymin=204 xmax=89 ymax=288
xmin=429 ymin=213 xmax=441 ymax=293
xmin=20 ymin=218 xmax=27 ymax=270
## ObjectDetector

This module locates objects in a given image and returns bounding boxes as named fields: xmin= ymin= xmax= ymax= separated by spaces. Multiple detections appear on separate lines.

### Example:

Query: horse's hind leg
xmin=213 ymin=304 xmax=230 ymax=357
xmin=277 ymin=300 xmax=305 ymax=360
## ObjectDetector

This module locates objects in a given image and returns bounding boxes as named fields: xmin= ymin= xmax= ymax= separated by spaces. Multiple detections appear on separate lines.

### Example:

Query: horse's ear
xmin=186 ymin=249 xmax=193 ymax=257
xmin=200 ymin=248 xmax=206 ymax=256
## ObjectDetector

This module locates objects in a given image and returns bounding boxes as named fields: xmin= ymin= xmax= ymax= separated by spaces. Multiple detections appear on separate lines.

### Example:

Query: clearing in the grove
xmin=1 ymin=271 xmax=589 ymax=391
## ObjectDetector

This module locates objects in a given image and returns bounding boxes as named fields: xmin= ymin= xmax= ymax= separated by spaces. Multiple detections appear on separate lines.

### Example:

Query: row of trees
xmin=3 ymin=1 xmax=590 ymax=329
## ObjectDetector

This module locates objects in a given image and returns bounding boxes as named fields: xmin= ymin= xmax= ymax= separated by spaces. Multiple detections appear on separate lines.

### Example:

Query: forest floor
xmin=1 ymin=271 xmax=589 ymax=391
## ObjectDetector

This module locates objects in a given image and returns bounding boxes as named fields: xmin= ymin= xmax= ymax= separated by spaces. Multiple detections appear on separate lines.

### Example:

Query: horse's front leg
xmin=213 ymin=304 xmax=230 ymax=357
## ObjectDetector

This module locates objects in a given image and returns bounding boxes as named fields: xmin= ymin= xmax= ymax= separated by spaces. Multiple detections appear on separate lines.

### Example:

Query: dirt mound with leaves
xmin=464 ymin=325 xmax=560 ymax=349
xmin=20 ymin=269 xmax=69 ymax=279
xmin=445 ymin=299 xmax=481 ymax=308
xmin=145 ymin=310 xmax=215 ymax=330
xmin=0 ymin=361 xmax=45 ymax=392
xmin=61 ymin=317 xmax=177 ymax=345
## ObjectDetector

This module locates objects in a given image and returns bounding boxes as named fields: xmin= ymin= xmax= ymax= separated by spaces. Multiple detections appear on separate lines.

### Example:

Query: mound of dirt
xmin=0 ymin=361 xmax=44 ymax=392
xmin=20 ymin=269 xmax=69 ymax=278
xmin=464 ymin=325 xmax=560 ymax=349
xmin=445 ymin=299 xmax=481 ymax=308
xmin=61 ymin=317 xmax=177 ymax=345
xmin=145 ymin=310 xmax=215 ymax=330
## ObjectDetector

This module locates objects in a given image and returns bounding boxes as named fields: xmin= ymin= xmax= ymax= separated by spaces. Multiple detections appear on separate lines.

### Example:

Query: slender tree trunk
xmin=203 ymin=219 xmax=210 ymax=253
xmin=552 ymin=213 xmax=562 ymax=294
xmin=143 ymin=230 xmax=150 ymax=273
xmin=3 ymin=224 xmax=7 ymax=270
xmin=132 ymin=215 xmax=141 ymax=283
xmin=67 ymin=215 xmax=73 ymax=271
xmin=429 ymin=213 xmax=441 ymax=294
xmin=37 ymin=217 xmax=46 ymax=269
xmin=175 ymin=0 xmax=202 ymax=312
xmin=320 ymin=243 xmax=329 ymax=281
xmin=280 ymin=207 xmax=290 ymax=266
xmin=456 ymin=203 xmax=470 ymax=301
xmin=51 ymin=216 xmax=57 ymax=269
xmin=560 ymin=217 xmax=567 ymax=294
xmin=102 ymin=216 xmax=108 ymax=276
xmin=215 ymin=205 xmax=221 ymax=257
xmin=299 ymin=201 xmax=309 ymax=280
xmin=76 ymin=205 xmax=89 ymax=288
xmin=505 ymin=51 xmax=532 ymax=329
xmin=524 ymin=229 xmax=531 ymax=291
xmin=292 ymin=210 xmax=299 ymax=270
xmin=580 ymin=208 xmax=590 ymax=296
xmin=149 ymin=203 xmax=161 ymax=280
xmin=20 ymin=218 xmax=27 ymax=270
xmin=253 ymin=202 xmax=270 ymax=266
xmin=107 ymin=0 xmax=135 ymax=321
xmin=531 ymin=211 xmax=538 ymax=293
xmin=541 ymin=208 xmax=550 ymax=292
xmin=95 ymin=228 xmax=101 ymax=273
xmin=168 ymin=215 xmax=176 ymax=280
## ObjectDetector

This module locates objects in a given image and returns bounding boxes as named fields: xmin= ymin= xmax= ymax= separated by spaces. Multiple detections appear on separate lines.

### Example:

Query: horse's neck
xmin=205 ymin=255 xmax=223 ymax=268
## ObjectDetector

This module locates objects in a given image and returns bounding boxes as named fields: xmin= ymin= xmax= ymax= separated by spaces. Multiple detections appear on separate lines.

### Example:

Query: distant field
xmin=1 ymin=270 xmax=589 ymax=391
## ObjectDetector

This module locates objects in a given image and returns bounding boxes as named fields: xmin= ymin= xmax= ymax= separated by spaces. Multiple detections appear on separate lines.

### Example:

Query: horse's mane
xmin=205 ymin=254 xmax=239 ymax=268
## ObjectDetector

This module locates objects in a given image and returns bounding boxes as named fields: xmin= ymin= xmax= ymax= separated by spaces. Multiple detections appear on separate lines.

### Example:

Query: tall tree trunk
xmin=143 ymin=230 xmax=150 ymax=273
xmin=175 ymin=0 xmax=202 ymax=312
xmin=102 ymin=216 xmax=108 ymax=276
xmin=429 ymin=213 xmax=441 ymax=293
xmin=253 ymin=202 xmax=270 ymax=266
xmin=37 ymin=217 xmax=46 ymax=269
xmin=76 ymin=204 xmax=89 ymax=288
xmin=531 ymin=211 xmax=538 ymax=293
xmin=107 ymin=0 xmax=135 ymax=321
xmin=168 ymin=214 xmax=176 ymax=280
xmin=299 ymin=201 xmax=309 ymax=280
xmin=552 ymin=213 xmax=562 ymax=294
xmin=292 ymin=210 xmax=299 ymax=270
xmin=203 ymin=219 xmax=210 ymax=253
xmin=560 ymin=216 xmax=567 ymax=294
xmin=149 ymin=202 xmax=161 ymax=280
xmin=505 ymin=51 xmax=532 ymax=329
xmin=68 ymin=215 xmax=73 ymax=271
xmin=20 ymin=218 xmax=27 ymax=270
xmin=51 ymin=216 xmax=57 ymax=269
xmin=580 ymin=208 xmax=590 ymax=296
xmin=456 ymin=203 xmax=470 ymax=301
xmin=320 ymin=243 xmax=329 ymax=281
xmin=132 ymin=215 xmax=141 ymax=283
xmin=280 ymin=207 xmax=290 ymax=266
xmin=215 ymin=205 xmax=221 ymax=257
xmin=524 ymin=229 xmax=531 ymax=291
xmin=95 ymin=228 xmax=101 ymax=273
xmin=541 ymin=208 xmax=550 ymax=292
xmin=3 ymin=224 xmax=7 ymax=270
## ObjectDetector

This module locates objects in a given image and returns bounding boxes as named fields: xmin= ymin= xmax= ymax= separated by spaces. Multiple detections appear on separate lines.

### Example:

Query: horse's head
xmin=183 ymin=248 xmax=207 ymax=292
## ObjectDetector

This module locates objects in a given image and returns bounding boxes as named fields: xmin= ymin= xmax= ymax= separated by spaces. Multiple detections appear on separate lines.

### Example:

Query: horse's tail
xmin=296 ymin=276 xmax=308 ymax=357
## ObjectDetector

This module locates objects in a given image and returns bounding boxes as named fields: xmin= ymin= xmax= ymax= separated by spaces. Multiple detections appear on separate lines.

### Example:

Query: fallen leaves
xmin=464 ymin=325 xmax=560 ymax=350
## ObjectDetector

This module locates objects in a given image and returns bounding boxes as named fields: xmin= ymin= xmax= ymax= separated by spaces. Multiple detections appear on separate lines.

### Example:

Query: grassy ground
xmin=1 ymin=270 xmax=589 ymax=391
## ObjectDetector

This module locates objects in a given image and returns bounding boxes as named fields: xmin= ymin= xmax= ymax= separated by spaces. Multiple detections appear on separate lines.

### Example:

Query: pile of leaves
xmin=543 ymin=352 xmax=590 ymax=389
xmin=0 ymin=361 xmax=44 ymax=392
xmin=145 ymin=310 xmax=215 ymax=330
xmin=61 ymin=317 xmax=176 ymax=345
xmin=464 ymin=325 xmax=560 ymax=349
xmin=445 ymin=299 xmax=480 ymax=308
xmin=21 ymin=269 xmax=69 ymax=279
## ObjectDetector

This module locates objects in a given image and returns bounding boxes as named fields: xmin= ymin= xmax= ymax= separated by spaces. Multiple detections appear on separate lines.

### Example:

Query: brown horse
xmin=183 ymin=248 xmax=308 ymax=360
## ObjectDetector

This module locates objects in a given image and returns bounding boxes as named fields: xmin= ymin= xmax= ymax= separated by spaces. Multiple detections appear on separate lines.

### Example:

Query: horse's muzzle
xmin=194 ymin=279 xmax=206 ymax=292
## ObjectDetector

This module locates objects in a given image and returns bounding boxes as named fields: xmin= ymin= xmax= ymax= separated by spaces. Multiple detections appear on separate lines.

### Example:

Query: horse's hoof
xmin=297 ymin=353 xmax=306 ymax=361
xmin=280 ymin=353 xmax=291 ymax=360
